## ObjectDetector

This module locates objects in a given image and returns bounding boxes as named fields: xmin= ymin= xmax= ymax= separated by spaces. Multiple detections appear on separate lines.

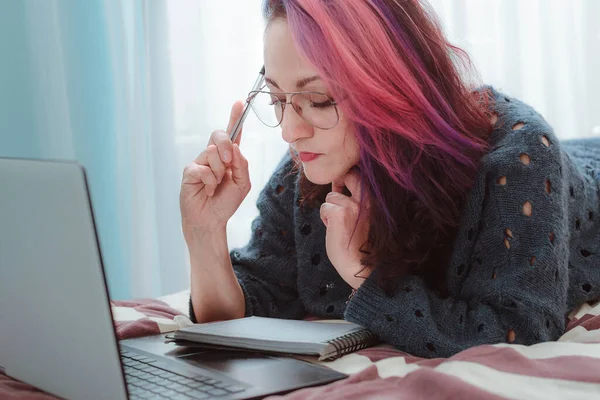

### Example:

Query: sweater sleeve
xmin=189 ymin=152 xmax=304 ymax=322
xmin=345 ymin=100 xmax=570 ymax=358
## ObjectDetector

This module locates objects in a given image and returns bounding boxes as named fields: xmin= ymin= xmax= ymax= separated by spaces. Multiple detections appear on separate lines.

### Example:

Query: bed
xmin=2 ymin=290 xmax=599 ymax=399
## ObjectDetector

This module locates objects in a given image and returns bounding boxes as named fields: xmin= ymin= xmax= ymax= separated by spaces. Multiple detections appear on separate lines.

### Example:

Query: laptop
xmin=0 ymin=158 xmax=347 ymax=400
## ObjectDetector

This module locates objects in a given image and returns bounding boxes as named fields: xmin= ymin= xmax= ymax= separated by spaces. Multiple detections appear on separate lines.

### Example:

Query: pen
xmin=229 ymin=66 xmax=266 ymax=143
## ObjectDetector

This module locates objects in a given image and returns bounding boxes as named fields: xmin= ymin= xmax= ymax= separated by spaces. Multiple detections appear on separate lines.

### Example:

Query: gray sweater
xmin=189 ymin=88 xmax=600 ymax=358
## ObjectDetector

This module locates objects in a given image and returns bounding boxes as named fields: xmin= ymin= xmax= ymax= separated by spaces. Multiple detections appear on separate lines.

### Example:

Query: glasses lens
xmin=249 ymin=91 xmax=283 ymax=128
xmin=292 ymin=93 xmax=338 ymax=129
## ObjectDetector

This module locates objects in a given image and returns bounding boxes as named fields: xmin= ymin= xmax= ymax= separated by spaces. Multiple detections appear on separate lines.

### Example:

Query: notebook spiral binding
xmin=323 ymin=329 xmax=378 ymax=361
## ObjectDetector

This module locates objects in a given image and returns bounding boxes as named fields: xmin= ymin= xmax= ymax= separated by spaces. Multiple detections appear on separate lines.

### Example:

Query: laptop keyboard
xmin=120 ymin=350 xmax=246 ymax=399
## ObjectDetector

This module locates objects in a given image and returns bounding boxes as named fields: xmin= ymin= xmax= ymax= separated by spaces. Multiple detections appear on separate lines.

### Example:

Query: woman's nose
xmin=281 ymin=106 xmax=314 ymax=144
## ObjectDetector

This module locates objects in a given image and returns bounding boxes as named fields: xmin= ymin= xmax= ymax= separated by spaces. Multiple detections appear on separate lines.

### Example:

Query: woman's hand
xmin=319 ymin=170 xmax=373 ymax=290
xmin=180 ymin=101 xmax=251 ymax=237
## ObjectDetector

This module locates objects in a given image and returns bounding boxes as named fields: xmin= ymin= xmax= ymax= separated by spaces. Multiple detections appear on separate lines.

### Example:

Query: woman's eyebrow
xmin=264 ymin=75 xmax=321 ymax=90
xmin=296 ymin=76 xmax=320 ymax=89
xmin=265 ymin=77 xmax=280 ymax=89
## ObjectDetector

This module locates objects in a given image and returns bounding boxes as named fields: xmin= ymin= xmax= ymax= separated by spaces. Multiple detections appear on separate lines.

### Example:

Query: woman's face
xmin=263 ymin=18 xmax=360 ymax=185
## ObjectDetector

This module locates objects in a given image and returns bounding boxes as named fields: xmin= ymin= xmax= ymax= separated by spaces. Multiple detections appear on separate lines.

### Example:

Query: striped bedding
xmin=2 ymin=291 xmax=599 ymax=399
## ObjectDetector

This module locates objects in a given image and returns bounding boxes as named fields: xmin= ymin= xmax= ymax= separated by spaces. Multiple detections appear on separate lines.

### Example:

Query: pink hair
xmin=265 ymin=0 xmax=493 ymax=293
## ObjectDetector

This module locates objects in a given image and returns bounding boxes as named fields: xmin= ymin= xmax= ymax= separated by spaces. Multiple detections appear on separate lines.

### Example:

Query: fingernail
xmin=223 ymin=150 xmax=231 ymax=162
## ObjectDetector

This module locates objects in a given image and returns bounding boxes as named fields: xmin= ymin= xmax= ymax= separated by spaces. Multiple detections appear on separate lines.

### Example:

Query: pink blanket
xmin=2 ymin=294 xmax=600 ymax=399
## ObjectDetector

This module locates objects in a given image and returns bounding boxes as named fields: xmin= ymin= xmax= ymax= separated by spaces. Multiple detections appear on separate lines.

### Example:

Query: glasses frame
xmin=247 ymin=89 xmax=340 ymax=130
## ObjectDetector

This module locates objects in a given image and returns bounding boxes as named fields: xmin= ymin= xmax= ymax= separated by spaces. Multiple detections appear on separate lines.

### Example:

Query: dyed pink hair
xmin=264 ymin=0 xmax=493 ymax=294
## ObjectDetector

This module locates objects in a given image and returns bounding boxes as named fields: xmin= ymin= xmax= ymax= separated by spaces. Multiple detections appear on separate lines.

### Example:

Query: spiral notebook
xmin=171 ymin=316 xmax=379 ymax=361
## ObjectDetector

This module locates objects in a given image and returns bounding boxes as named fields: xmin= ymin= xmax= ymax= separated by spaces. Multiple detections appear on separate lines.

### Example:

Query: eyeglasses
xmin=247 ymin=90 xmax=340 ymax=130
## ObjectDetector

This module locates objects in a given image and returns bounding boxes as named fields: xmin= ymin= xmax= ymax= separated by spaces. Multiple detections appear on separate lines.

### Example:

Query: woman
xmin=181 ymin=0 xmax=600 ymax=358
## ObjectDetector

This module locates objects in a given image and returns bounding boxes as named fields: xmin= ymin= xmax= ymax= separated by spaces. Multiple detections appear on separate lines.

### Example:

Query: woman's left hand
xmin=320 ymin=170 xmax=373 ymax=290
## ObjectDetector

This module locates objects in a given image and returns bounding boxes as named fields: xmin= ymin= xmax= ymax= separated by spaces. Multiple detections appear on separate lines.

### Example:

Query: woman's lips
xmin=298 ymin=152 xmax=321 ymax=162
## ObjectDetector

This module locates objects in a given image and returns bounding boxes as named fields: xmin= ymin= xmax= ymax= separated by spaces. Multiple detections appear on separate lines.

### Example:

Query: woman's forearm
xmin=186 ymin=226 xmax=245 ymax=323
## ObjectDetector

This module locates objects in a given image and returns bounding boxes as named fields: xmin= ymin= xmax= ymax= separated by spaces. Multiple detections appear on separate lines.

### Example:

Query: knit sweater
xmin=189 ymin=87 xmax=600 ymax=358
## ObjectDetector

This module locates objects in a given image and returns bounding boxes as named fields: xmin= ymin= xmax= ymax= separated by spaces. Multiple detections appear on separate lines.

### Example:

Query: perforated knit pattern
xmin=189 ymin=88 xmax=600 ymax=358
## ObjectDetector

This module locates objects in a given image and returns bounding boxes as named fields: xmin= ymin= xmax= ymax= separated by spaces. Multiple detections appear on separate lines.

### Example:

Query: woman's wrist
xmin=183 ymin=223 xmax=227 ymax=246
xmin=346 ymin=262 xmax=374 ymax=290
xmin=185 ymin=225 xmax=231 ymax=273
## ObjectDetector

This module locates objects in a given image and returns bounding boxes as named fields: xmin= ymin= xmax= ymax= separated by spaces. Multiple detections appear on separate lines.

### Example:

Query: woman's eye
xmin=311 ymin=100 xmax=335 ymax=108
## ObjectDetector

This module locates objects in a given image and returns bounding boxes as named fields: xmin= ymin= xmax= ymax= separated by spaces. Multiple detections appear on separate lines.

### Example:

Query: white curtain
xmin=428 ymin=0 xmax=600 ymax=139
xmin=15 ymin=0 xmax=186 ymax=299
xmin=104 ymin=0 xmax=186 ymax=298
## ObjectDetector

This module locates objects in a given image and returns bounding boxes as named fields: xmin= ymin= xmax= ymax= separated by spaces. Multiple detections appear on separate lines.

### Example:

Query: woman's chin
xmin=303 ymin=167 xmax=339 ymax=186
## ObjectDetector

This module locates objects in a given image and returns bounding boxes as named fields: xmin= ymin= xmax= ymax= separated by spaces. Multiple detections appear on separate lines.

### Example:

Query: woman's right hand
xmin=180 ymin=101 xmax=251 ymax=235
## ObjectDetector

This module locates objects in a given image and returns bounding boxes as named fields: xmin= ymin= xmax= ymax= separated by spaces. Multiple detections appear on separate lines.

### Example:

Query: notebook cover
xmin=174 ymin=317 xmax=366 ymax=345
